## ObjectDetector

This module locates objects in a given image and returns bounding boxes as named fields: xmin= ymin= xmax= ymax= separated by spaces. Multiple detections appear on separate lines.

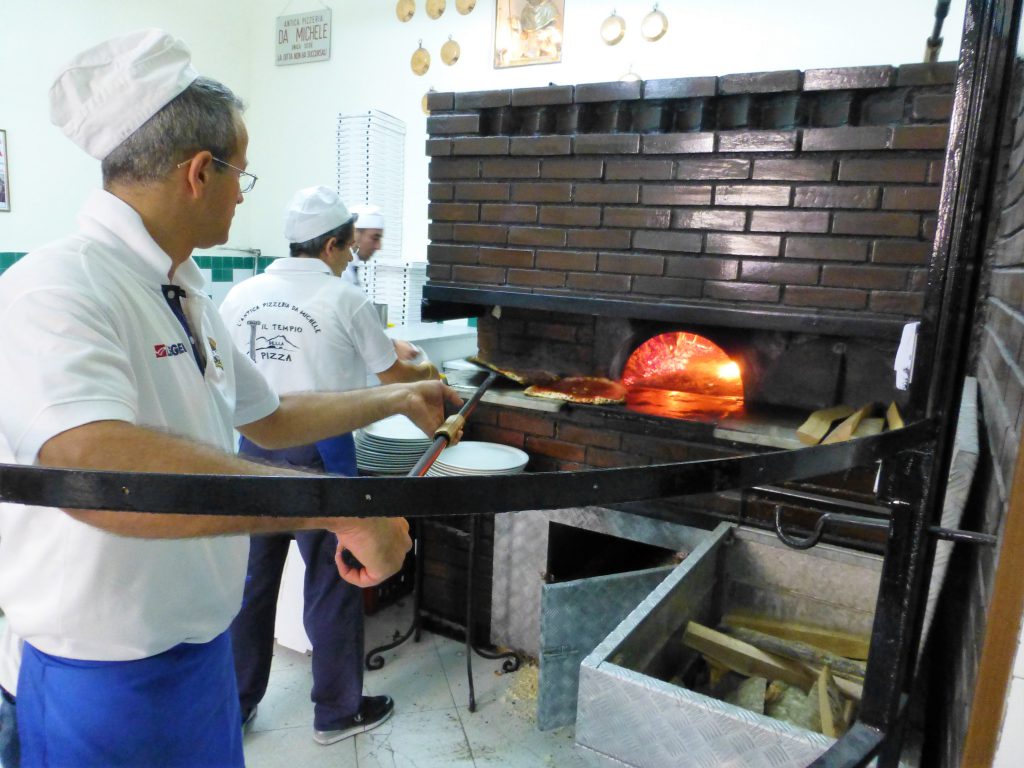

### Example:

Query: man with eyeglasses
xmin=0 ymin=29 xmax=460 ymax=768
xmin=219 ymin=186 xmax=438 ymax=746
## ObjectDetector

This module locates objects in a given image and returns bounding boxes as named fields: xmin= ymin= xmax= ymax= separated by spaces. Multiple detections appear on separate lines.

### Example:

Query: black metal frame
xmin=810 ymin=0 xmax=1023 ymax=765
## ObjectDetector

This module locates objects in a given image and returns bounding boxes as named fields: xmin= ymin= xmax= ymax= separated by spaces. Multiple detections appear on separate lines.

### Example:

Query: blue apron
xmin=17 ymin=633 xmax=242 ymax=768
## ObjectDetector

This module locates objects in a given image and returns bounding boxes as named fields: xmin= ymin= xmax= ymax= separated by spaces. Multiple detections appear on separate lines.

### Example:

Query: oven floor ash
xmin=225 ymin=600 xmax=598 ymax=767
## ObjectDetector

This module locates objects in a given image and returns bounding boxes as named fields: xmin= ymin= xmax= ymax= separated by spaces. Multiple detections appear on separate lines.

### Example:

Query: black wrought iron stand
xmin=363 ymin=371 xmax=521 ymax=708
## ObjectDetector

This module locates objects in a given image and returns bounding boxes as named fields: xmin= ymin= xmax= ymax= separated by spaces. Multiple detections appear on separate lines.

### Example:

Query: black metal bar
xmin=465 ymin=513 xmax=478 ymax=712
xmin=751 ymin=485 xmax=893 ymax=519
xmin=925 ymin=1 xmax=953 ymax=61
xmin=772 ymin=506 xmax=889 ymax=550
xmin=0 ymin=420 xmax=936 ymax=519
xmin=929 ymin=525 xmax=998 ymax=545
xmin=807 ymin=721 xmax=885 ymax=768
xmin=421 ymin=285 xmax=908 ymax=340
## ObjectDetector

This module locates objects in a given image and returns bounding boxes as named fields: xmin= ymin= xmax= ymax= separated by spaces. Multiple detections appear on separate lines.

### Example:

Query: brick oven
xmin=415 ymin=63 xmax=954 ymax=647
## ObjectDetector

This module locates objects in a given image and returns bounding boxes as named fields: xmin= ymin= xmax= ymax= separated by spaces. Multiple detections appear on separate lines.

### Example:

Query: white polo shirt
xmin=0 ymin=189 xmax=279 ymax=662
xmin=219 ymin=257 xmax=397 ymax=395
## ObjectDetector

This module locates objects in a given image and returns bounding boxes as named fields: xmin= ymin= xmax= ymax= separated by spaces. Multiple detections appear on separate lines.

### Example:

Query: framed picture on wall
xmin=494 ymin=0 xmax=565 ymax=69
xmin=0 ymin=130 xmax=9 ymax=213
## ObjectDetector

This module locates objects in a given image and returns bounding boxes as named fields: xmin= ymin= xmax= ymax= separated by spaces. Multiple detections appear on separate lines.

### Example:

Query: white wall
xmin=0 ymin=0 xmax=251 ymax=251
xmin=0 ymin=0 xmax=965 ymax=259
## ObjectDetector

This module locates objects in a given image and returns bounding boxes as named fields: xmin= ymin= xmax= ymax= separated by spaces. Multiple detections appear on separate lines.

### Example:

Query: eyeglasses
xmin=176 ymin=156 xmax=258 ymax=194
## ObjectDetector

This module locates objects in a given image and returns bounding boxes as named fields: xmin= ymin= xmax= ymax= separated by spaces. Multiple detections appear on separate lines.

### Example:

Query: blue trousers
xmin=231 ymin=436 xmax=364 ymax=731
xmin=17 ymin=633 xmax=242 ymax=768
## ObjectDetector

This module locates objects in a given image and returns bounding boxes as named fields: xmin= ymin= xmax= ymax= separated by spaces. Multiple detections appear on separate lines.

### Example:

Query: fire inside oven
xmin=620 ymin=332 xmax=744 ymax=421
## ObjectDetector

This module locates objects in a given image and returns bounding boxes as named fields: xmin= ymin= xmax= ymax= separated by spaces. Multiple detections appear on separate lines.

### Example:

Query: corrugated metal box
xmin=577 ymin=523 xmax=882 ymax=767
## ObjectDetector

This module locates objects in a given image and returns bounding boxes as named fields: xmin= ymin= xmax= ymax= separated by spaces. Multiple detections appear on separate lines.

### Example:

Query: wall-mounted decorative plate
xmin=441 ymin=36 xmax=461 ymax=65
xmin=411 ymin=41 xmax=431 ymax=75
xmin=455 ymin=0 xmax=476 ymax=14
xmin=641 ymin=6 xmax=668 ymax=42
xmin=600 ymin=12 xmax=626 ymax=46
xmin=422 ymin=93 xmax=431 ymax=115
xmin=426 ymin=0 xmax=446 ymax=19
xmin=396 ymin=0 xmax=415 ymax=22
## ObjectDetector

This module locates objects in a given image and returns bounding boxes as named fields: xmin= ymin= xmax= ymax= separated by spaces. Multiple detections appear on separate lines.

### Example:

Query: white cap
xmin=284 ymin=186 xmax=354 ymax=243
xmin=49 ymin=29 xmax=199 ymax=160
xmin=351 ymin=204 xmax=385 ymax=230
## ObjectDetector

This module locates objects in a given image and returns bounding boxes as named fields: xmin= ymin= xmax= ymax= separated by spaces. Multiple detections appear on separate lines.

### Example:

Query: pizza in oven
xmin=524 ymin=377 xmax=628 ymax=405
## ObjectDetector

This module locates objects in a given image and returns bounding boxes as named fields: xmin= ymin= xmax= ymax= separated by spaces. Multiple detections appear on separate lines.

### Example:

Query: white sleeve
xmin=0 ymin=286 xmax=138 ymax=464
xmin=348 ymin=299 xmax=399 ymax=374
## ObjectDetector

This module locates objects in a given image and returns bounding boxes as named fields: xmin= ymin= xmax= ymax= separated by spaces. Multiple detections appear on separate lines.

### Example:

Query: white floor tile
xmin=436 ymin=635 xmax=520 ymax=710
xmin=458 ymin=696 xmax=600 ymax=767
xmin=244 ymin=723 xmax=357 ymax=768
xmin=364 ymin=634 xmax=458 ymax=714
xmin=356 ymin=708 xmax=475 ymax=768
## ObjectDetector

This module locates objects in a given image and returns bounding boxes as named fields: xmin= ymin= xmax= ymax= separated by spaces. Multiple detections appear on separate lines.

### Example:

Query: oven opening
xmin=620 ymin=331 xmax=745 ymax=421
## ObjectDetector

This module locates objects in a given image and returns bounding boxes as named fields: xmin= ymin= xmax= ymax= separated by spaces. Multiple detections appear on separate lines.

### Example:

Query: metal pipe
xmin=925 ymin=1 xmax=952 ymax=62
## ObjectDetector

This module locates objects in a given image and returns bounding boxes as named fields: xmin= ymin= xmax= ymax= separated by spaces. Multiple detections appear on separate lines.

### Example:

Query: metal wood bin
xmin=576 ymin=522 xmax=883 ymax=767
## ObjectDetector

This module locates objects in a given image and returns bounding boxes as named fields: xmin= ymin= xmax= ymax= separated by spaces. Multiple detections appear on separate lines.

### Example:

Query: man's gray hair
xmin=101 ymin=77 xmax=245 ymax=186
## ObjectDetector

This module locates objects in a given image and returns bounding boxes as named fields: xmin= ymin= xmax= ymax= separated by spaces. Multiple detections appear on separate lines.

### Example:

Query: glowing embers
xmin=621 ymin=332 xmax=744 ymax=421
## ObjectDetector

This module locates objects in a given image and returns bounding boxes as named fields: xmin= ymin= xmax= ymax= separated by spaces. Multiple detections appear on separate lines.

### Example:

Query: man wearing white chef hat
xmin=219 ymin=185 xmax=438 ymax=747
xmin=0 ymin=28 xmax=459 ymax=768
xmin=341 ymin=203 xmax=385 ymax=287
xmin=342 ymin=203 xmax=423 ymax=363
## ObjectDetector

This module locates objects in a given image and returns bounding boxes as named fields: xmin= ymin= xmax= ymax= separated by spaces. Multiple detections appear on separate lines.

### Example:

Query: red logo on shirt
xmin=154 ymin=343 xmax=188 ymax=359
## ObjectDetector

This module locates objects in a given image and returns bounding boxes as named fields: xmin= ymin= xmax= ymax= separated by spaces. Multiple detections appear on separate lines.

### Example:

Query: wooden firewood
xmin=830 ymin=674 xmax=864 ymax=703
xmin=722 ymin=625 xmax=867 ymax=681
xmin=796 ymin=405 xmax=855 ymax=445
xmin=852 ymin=417 xmax=884 ymax=438
xmin=886 ymin=401 xmax=904 ymax=430
xmin=816 ymin=666 xmax=849 ymax=738
xmin=821 ymin=404 xmax=874 ymax=445
xmin=683 ymin=622 xmax=815 ymax=690
xmin=722 ymin=614 xmax=870 ymax=660
xmin=796 ymin=661 xmax=863 ymax=702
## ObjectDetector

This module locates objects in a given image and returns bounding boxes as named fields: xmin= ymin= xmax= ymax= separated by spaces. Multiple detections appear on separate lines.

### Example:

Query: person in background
xmin=219 ymin=186 xmax=438 ymax=746
xmin=0 ymin=29 xmax=459 ymax=768
xmin=341 ymin=204 xmax=421 ymax=362
xmin=340 ymin=203 xmax=384 ymax=289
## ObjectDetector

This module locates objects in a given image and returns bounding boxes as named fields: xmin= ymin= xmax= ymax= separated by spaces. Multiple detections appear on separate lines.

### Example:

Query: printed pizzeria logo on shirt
xmin=154 ymin=342 xmax=190 ymax=359
xmin=252 ymin=333 xmax=299 ymax=362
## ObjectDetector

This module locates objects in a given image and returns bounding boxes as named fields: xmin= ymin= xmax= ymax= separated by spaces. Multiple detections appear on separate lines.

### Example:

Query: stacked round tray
xmin=354 ymin=415 xmax=433 ymax=475
xmin=425 ymin=441 xmax=529 ymax=476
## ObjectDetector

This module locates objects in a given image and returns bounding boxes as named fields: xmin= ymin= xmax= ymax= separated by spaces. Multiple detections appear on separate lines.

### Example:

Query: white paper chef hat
xmin=351 ymin=204 xmax=385 ymax=230
xmin=284 ymin=186 xmax=355 ymax=243
xmin=49 ymin=29 xmax=199 ymax=160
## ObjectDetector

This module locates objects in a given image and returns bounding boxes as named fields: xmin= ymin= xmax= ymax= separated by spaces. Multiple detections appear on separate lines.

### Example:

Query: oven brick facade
xmin=425 ymin=63 xmax=954 ymax=331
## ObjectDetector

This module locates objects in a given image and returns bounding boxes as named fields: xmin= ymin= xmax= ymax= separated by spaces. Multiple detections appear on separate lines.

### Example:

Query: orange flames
xmin=621 ymin=332 xmax=744 ymax=420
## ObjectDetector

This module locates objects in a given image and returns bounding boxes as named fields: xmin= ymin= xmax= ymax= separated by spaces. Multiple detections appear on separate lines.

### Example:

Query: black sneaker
xmin=313 ymin=695 xmax=394 ymax=746
xmin=241 ymin=705 xmax=258 ymax=734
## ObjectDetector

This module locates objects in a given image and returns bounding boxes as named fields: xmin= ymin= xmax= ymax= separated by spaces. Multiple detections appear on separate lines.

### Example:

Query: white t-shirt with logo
xmin=219 ymin=258 xmax=397 ymax=395
xmin=0 ymin=189 xmax=280 ymax=663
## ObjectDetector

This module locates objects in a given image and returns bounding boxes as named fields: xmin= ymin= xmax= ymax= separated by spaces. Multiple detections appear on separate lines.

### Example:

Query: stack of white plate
xmin=425 ymin=441 xmax=529 ymax=477
xmin=355 ymin=415 xmax=433 ymax=475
